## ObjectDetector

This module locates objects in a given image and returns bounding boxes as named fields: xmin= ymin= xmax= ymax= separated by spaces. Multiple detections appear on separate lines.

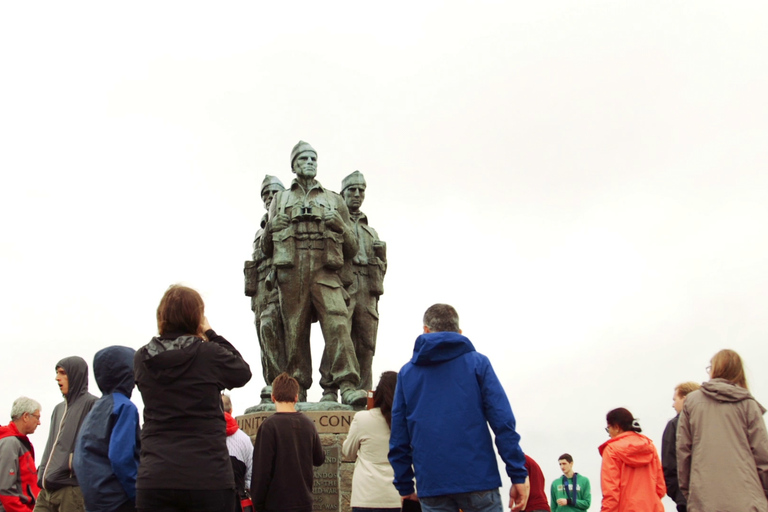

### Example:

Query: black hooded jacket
xmin=37 ymin=356 xmax=98 ymax=490
xmin=134 ymin=329 xmax=252 ymax=490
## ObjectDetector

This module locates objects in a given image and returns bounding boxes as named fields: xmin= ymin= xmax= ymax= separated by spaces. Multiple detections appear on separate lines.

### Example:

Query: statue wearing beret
xmin=260 ymin=142 xmax=367 ymax=406
xmin=320 ymin=171 xmax=386 ymax=394
xmin=244 ymin=175 xmax=286 ymax=391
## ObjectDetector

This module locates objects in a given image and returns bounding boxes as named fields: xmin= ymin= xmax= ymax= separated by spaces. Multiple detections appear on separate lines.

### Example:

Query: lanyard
xmin=561 ymin=473 xmax=578 ymax=505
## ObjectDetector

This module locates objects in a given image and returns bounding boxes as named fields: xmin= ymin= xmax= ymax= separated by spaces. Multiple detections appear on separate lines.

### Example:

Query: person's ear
xmin=423 ymin=326 xmax=431 ymax=334
xmin=458 ymin=329 xmax=462 ymax=334
xmin=271 ymin=394 xmax=276 ymax=402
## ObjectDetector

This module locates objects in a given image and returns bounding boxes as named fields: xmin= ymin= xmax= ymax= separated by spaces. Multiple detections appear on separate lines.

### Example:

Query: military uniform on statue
xmin=245 ymin=175 xmax=287 ymax=398
xmin=320 ymin=170 xmax=386 ymax=395
xmin=261 ymin=141 xmax=367 ymax=405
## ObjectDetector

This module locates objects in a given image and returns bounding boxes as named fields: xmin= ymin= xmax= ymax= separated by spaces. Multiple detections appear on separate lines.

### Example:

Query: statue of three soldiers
xmin=244 ymin=141 xmax=387 ymax=406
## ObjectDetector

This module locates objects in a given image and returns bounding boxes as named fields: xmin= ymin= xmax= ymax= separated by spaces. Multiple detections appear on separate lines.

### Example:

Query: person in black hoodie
xmin=661 ymin=381 xmax=700 ymax=512
xmin=134 ymin=284 xmax=252 ymax=512
xmin=73 ymin=346 xmax=140 ymax=512
xmin=35 ymin=356 xmax=98 ymax=512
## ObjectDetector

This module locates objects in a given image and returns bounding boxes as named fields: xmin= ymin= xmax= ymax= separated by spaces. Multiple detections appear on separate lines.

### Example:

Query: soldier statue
xmin=320 ymin=171 xmax=386 ymax=393
xmin=260 ymin=141 xmax=367 ymax=406
xmin=244 ymin=175 xmax=286 ymax=392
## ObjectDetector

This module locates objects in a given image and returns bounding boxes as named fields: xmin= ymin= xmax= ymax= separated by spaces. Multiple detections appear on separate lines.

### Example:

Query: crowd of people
xmin=1 ymin=293 xmax=767 ymax=512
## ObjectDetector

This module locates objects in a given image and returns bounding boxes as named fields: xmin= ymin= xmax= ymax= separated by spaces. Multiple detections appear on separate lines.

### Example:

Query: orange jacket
xmin=598 ymin=432 xmax=665 ymax=512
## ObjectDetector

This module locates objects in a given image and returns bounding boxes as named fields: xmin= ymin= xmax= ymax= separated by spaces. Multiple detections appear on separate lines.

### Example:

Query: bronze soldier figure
xmin=261 ymin=141 xmax=367 ymax=405
xmin=245 ymin=175 xmax=286 ymax=392
xmin=321 ymin=171 xmax=386 ymax=393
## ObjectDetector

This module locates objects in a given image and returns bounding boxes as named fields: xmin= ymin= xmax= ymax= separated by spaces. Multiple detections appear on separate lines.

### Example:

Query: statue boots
xmin=320 ymin=385 xmax=367 ymax=406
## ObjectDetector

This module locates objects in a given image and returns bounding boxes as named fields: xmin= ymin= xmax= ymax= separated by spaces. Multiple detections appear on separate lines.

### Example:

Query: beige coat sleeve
xmin=341 ymin=412 xmax=362 ymax=462
xmin=746 ymin=400 xmax=768 ymax=495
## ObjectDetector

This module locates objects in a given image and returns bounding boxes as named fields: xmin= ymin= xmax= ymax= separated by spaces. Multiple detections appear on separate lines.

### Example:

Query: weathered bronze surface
xmin=246 ymin=142 xmax=387 ymax=406
xmin=244 ymin=175 xmax=286 ymax=394
xmin=320 ymin=171 xmax=386 ymax=391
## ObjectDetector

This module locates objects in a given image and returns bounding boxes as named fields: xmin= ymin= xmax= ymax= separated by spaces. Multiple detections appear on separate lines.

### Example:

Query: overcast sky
xmin=2 ymin=3 xmax=767 ymax=510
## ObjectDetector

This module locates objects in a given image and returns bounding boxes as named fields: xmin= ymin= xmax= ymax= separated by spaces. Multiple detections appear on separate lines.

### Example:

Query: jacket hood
xmin=94 ymin=345 xmax=136 ymax=397
xmin=224 ymin=412 xmax=239 ymax=436
xmin=411 ymin=331 xmax=475 ymax=365
xmin=0 ymin=421 xmax=24 ymax=441
xmin=57 ymin=355 xmax=90 ymax=403
xmin=138 ymin=335 xmax=201 ymax=384
xmin=598 ymin=431 xmax=658 ymax=467
xmin=701 ymin=378 xmax=766 ymax=412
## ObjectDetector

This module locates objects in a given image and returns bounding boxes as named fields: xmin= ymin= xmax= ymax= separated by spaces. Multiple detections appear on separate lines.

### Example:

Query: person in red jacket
xmin=0 ymin=397 xmax=42 ymax=512
xmin=523 ymin=455 xmax=550 ymax=512
xmin=598 ymin=408 xmax=665 ymax=512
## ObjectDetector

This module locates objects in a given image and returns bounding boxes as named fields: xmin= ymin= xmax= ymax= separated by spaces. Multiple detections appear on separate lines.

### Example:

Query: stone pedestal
xmin=238 ymin=410 xmax=356 ymax=512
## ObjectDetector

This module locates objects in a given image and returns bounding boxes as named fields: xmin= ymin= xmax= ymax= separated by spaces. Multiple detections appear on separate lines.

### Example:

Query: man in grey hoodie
xmin=34 ymin=356 xmax=97 ymax=512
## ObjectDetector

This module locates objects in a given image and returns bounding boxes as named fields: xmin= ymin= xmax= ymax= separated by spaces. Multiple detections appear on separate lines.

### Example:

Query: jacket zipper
xmin=41 ymin=401 xmax=68 ymax=490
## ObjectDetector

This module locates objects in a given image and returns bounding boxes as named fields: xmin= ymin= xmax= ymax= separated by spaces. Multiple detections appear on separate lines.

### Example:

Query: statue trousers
xmin=276 ymin=248 xmax=360 ymax=393
xmin=253 ymin=281 xmax=284 ymax=387
xmin=321 ymin=268 xmax=379 ymax=392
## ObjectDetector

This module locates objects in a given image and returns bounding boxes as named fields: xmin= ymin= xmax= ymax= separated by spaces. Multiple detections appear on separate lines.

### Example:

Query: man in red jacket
xmin=0 ymin=397 xmax=42 ymax=512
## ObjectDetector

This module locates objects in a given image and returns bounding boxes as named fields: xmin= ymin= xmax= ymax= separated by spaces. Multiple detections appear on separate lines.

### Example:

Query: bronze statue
xmin=320 ymin=171 xmax=386 ymax=392
xmin=260 ymin=141 xmax=367 ymax=406
xmin=244 ymin=175 xmax=286 ymax=392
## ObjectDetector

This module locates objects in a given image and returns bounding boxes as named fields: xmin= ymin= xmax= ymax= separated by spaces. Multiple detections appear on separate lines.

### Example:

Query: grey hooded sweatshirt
xmin=677 ymin=378 xmax=768 ymax=512
xmin=37 ymin=356 xmax=98 ymax=490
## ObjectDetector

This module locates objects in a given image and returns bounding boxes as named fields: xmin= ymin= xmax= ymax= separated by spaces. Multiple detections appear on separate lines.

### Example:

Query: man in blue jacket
xmin=73 ymin=346 xmax=140 ymax=512
xmin=388 ymin=304 xmax=529 ymax=512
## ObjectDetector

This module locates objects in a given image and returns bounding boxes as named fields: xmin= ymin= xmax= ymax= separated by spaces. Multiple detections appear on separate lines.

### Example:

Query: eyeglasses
xmin=26 ymin=413 xmax=40 ymax=421
xmin=605 ymin=426 xmax=610 ymax=433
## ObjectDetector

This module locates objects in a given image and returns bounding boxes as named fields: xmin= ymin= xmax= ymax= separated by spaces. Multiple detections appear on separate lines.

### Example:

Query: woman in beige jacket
xmin=677 ymin=349 xmax=768 ymax=512
xmin=342 ymin=371 xmax=401 ymax=512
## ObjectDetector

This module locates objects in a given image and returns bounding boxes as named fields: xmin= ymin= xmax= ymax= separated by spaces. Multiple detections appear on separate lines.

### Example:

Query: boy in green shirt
xmin=551 ymin=453 xmax=591 ymax=511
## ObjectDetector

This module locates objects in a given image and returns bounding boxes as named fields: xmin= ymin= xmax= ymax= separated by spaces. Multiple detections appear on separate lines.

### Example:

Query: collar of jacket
xmin=290 ymin=178 xmax=325 ymax=193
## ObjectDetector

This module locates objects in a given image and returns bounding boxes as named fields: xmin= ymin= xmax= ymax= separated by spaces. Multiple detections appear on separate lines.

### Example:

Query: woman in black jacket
xmin=134 ymin=285 xmax=252 ymax=512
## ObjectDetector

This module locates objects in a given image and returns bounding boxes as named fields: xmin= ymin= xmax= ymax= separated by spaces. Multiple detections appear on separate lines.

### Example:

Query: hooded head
xmin=93 ymin=346 xmax=136 ymax=398
xmin=598 ymin=430 xmax=658 ymax=466
xmin=56 ymin=356 xmax=90 ymax=403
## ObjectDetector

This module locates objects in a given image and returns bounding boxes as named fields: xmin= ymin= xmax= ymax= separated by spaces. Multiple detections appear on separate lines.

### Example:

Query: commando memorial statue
xmin=320 ymin=171 xmax=386 ymax=393
xmin=244 ymin=175 xmax=286 ymax=392
xmin=245 ymin=141 xmax=386 ymax=407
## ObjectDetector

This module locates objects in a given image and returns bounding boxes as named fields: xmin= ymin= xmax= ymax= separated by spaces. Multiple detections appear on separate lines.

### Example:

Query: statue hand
xmin=271 ymin=213 xmax=290 ymax=232
xmin=323 ymin=209 xmax=345 ymax=233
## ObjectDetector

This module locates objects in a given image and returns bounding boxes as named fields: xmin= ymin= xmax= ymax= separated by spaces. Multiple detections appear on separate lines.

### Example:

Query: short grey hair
xmin=221 ymin=393 xmax=232 ymax=413
xmin=11 ymin=397 xmax=41 ymax=421
xmin=423 ymin=304 xmax=460 ymax=333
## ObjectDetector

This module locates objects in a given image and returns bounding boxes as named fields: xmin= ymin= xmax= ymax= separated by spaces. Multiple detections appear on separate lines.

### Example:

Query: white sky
xmin=2 ymin=3 xmax=767 ymax=510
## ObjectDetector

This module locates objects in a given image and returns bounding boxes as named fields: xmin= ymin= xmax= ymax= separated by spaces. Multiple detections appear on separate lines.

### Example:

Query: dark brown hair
xmin=156 ymin=285 xmax=205 ymax=337
xmin=606 ymin=407 xmax=642 ymax=433
xmin=558 ymin=453 xmax=573 ymax=463
xmin=272 ymin=373 xmax=299 ymax=403
xmin=373 ymin=371 xmax=398 ymax=428
xmin=710 ymin=349 xmax=748 ymax=389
